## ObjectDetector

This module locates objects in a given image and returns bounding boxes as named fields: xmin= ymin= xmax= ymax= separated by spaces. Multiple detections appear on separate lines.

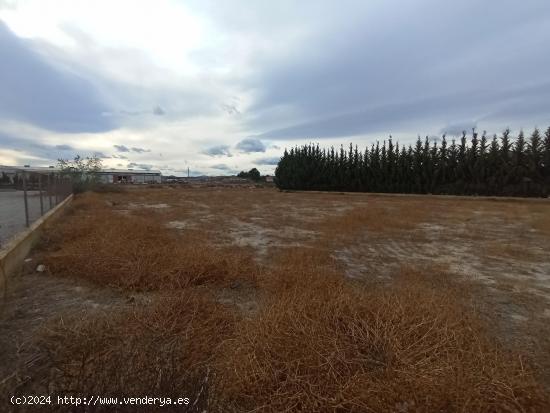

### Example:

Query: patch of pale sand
xmin=276 ymin=202 xmax=357 ymax=224
xmin=127 ymin=202 xmax=170 ymax=209
xmin=333 ymin=247 xmax=392 ymax=281
xmin=114 ymin=209 xmax=132 ymax=216
xmin=227 ymin=219 xmax=317 ymax=257
xmin=179 ymin=200 xmax=211 ymax=210
xmin=333 ymin=215 xmax=550 ymax=308
xmin=510 ymin=313 xmax=529 ymax=323
xmin=165 ymin=220 xmax=195 ymax=230
xmin=409 ymin=220 xmax=549 ymax=290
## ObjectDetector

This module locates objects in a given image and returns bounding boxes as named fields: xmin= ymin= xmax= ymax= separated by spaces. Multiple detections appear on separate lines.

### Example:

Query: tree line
xmin=275 ymin=127 xmax=550 ymax=197
xmin=237 ymin=168 xmax=261 ymax=181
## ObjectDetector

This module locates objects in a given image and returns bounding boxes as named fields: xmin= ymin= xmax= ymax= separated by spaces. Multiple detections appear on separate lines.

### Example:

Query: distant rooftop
xmin=98 ymin=168 xmax=162 ymax=175
xmin=0 ymin=165 xmax=161 ymax=175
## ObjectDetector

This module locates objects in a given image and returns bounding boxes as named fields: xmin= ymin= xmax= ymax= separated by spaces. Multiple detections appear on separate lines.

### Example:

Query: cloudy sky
xmin=1 ymin=0 xmax=549 ymax=175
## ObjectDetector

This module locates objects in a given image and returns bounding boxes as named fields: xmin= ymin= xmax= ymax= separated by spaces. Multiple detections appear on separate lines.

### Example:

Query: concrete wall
xmin=99 ymin=174 xmax=113 ymax=184
xmin=0 ymin=194 xmax=73 ymax=293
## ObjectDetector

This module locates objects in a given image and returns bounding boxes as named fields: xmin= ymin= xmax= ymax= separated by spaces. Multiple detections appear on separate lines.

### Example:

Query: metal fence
xmin=0 ymin=168 xmax=72 ymax=247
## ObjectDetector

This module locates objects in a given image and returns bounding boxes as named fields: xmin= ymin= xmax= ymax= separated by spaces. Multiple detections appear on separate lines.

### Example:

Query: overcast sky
xmin=1 ymin=0 xmax=549 ymax=175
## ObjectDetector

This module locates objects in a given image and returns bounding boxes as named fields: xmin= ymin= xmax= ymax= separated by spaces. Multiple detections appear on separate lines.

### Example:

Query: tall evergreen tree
xmin=528 ymin=128 xmax=544 ymax=195
xmin=274 ymin=126 xmax=549 ymax=197
xmin=543 ymin=127 xmax=550 ymax=195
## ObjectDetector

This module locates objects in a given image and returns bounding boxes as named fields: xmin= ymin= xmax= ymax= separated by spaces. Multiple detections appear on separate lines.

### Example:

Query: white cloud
xmin=0 ymin=0 xmax=207 ymax=72
xmin=236 ymin=137 xmax=266 ymax=153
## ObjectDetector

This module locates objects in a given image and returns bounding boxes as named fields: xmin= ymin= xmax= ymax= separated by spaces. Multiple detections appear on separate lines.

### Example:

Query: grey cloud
xmin=114 ymin=144 xmax=130 ymax=152
xmin=0 ymin=129 xmax=112 ymax=164
xmin=0 ymin=21 xmax=114 ymax=133
xmin=254 ymin=157 xmax=280 ymax=166
xmin=112 ymin=154 xmax=128 ymax=159
xmin=221 ymin=103 xmax=240 ymax=115
xmin=153 ymin=105 xmax=165 ymax=116
xmin=127 ymin=162 xmax=153 ymax=170
xmin=118 ymin=109 xmax=149 ymax=116
xmin=55 ymin=144 xmax=73 ymax=151
xmin=202 ymin=145 xmax=232 ymax=157
xmin=256 ymin=81 xmax=550 ymax=141
xmin=0 ymin=131 xmax=52 ymax=160
xmin=210 ymin=163 xmax=231 ymax=170
xmin=440 ymin=121 xmax=478 ymax=137
xmin=242 ymin=0 xmax=550 ymax=140
xmin=114 ymin=106 xmax=163 ymax=117
xmin=7 ymin=22 xmax=226 ymax=134
xmin=235 ymin=138 xmax=266 ymax=153
xmin=209 ymin=163 xmax=238 ymax=175
xmin=131 ymin=147 xmax=151 ymax=153
xmin=3 ymin=0 xmax=549 ymax=155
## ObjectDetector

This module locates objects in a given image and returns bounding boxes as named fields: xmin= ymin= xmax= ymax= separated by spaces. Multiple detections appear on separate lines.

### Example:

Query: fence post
xmin=65 ymin=176 xmax=70 ymax=198
xmin=48 ymin=173 xmax=53 ymax=209
xmin=38 ymin=173 xmax=44 ymax=216
xmin=55 ymin=174 xmax=59 ymax=205
xmin=22 ymin=172 xmax=29 ymax=227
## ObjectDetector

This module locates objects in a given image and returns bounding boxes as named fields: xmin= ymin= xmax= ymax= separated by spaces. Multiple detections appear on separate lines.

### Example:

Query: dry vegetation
xmin=218 ymin=259 xmax=545 ymax=412
xmin=40 ymin=292 xmax=234 ymax=412
xmin=38 ymin=193 xmax=258 ymax=291
xmin=2 ymin=187 xmax=550 ymax=412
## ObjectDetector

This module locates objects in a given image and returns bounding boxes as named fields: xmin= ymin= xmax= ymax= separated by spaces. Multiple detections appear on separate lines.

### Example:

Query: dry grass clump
xmin=216 ymin=262 xmax=548 ymax=412
xmin=40 ymin=193 xmax=257 ymax=291
xmin=317 ymin=200 xmax=428 ymax=238
xmin=40 ymin=291 xmax=234 ymax=412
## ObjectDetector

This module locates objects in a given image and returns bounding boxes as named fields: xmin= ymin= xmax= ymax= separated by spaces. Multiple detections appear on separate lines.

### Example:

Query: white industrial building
xmin=1 ymin=166 xmax=162 ymax=184
xmin=95 ymin=169 xmax=162 ymax=184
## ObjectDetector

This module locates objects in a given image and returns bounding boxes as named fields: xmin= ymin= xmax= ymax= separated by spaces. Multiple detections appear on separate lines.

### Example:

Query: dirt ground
xmin=138 ymin=189 xmax=549 ymax=348
xmin=1 ymin=185 xmax=550 ymax=405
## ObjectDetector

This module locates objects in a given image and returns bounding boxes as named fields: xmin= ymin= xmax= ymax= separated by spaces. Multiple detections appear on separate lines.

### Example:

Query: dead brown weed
xmin=39 ymin=193 xmax=258 ymax=291
xmin=216 ymin=260 xmax=547 ymax=412
xmin=39 ymin=291 xmax=235 ymax=412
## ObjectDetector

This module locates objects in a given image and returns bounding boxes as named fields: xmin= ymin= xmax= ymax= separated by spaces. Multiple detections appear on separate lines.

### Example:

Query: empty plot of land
xmin=1 ymin=186 xmax=550 ymax=411
xmin=89 ymin=188 xmax=550 ymax=375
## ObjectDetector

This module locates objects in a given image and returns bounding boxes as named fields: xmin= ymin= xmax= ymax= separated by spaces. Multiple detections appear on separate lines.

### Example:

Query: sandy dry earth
xmin=118 ymin=188 xmax=550 ymax=306
xmin=134 ymin=188 xmax=550 ymax=380
xmin=1 ymin=186 xmax=550 ymax=393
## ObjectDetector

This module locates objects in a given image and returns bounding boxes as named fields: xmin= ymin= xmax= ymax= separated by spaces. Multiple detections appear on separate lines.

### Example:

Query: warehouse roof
xmin=0 ymin=165 xmax=161 ymax=175
xmin=97 ymin=169 xmax=162 ymax=174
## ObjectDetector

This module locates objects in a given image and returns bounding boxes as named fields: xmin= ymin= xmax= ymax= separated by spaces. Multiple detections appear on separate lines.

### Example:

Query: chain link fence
xmin=0 ymin=168 xmax=72 ymax=248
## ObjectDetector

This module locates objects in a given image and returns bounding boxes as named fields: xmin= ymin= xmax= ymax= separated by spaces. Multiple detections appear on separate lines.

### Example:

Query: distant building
xmin=162 ymin=175 xmax=186 ymax=184
xmin=265 ymin=175 xmax=274 ymax=183
xmin=0 ymin=165 xmax=162 ymax=185
xmin=95 ymin=169 xmax=162 ymax=184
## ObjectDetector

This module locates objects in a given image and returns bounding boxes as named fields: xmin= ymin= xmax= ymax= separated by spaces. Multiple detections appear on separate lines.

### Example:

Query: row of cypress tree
xmin=274 ymin=127 xmax=550 ymax=197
